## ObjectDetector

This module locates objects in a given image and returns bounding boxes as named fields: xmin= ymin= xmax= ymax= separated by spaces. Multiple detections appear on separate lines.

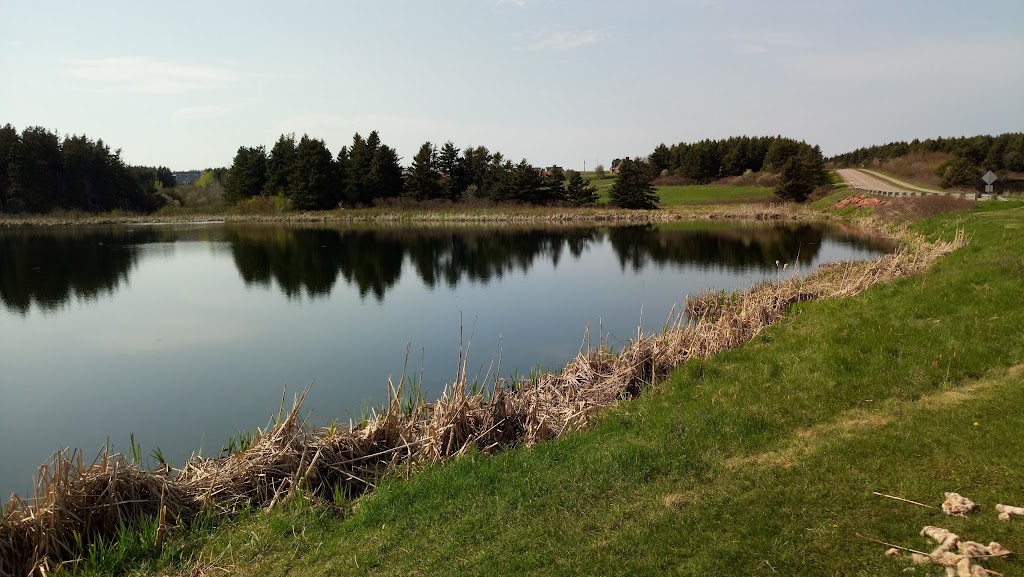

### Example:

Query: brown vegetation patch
xmin=652 ymin=175 xmax=694 ymax=186
xmin=663 ymin=492 xmax=695 ymax=511
xmin=0 ymin=224 xmax=967 ymax=576
xmin=831 ymin=195 xmax=890 ymax=210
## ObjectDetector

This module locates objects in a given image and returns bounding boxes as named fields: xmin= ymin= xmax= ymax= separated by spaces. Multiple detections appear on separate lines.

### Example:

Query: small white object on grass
xmin=941 ymin=492 xmax=977 ymax=517
xmin=995 ymin=503 xmax=1024 ymax=521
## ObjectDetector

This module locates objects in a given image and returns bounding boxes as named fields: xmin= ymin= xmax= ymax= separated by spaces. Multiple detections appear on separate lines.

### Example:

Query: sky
xmin=1 ymin=0 xmax=1022 ymax=171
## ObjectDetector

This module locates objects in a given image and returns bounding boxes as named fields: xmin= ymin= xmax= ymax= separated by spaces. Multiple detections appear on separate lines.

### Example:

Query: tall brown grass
xmin=0 ymin=223 xmax=967 ymax=577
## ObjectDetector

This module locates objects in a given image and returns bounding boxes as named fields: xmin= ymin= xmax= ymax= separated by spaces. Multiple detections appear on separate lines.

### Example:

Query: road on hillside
xmin=835 ymin=168 xmax=942 ymax=194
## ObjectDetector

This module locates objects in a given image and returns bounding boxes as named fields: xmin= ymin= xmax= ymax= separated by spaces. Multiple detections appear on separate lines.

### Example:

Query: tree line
xmin=0 ymin=124 xmax=169 ymax=214
xmin=621 ymin=135 xmax=829 ymax=203
xmin=224 ymin=132 xmax=605 ymax=210
xmin=829 ymin=133 xmax=1024 ymax=188
xmin=631 ymin=135 xmax=828 ymax=183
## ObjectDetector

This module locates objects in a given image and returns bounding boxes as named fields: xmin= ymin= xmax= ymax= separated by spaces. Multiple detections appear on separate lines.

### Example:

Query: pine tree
xmin=406 ymin=142 xmax=441 ymax=200
xmin=370 ymin=145 xmax=403 ymax=200
xmin=508 ymin=160 xmax=545 ymax=204
xmin=609 ymin=158 xmax=659 ymax=209
xmin=288 ymin=135 xmax=339 ymax=210
xmin=775 ymin=150 xmax=827 ymax=203
xmin=564 ymin=170 xmax=598 ymax=206
xmin=541 ymin=165 xmax=566 ymax=203
xmin=437 ymin=141 xmax=468 ymax=200
xmin=649 ymin=143 xmax=671 ymax=175
xmin=264 ymin=134 xmax=297 ymax=197
xmin=224 ymin=146 xmax=268 ymax=204
xmin=0 ymin=124 xmax=18 ymax=213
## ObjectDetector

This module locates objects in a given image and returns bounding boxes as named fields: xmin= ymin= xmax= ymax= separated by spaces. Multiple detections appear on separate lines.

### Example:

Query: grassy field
xmin=655 ymin=184 xmax=775 ymax=206
xmin=594 ymin=184 xmax=776 ymax=207
xmin=67 ymin=202 xmax=1024 ymax=576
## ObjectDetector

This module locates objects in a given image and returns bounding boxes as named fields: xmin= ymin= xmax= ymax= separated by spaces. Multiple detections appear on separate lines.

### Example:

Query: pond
xmin=0 ymin=220 xmax=893 ymax=498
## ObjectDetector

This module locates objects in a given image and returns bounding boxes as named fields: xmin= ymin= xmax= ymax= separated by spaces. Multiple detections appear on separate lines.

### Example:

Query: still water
xmin=0 ymin=221 xmax=893 ymax=497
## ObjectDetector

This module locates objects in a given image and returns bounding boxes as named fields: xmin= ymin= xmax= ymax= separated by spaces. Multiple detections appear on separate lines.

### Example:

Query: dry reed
xmin=0 ymin=225 xmax=966 ymax=577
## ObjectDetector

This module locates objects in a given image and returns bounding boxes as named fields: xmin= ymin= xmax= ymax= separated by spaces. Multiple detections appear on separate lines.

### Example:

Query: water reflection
xmin=0 ymin=227 xmax=151 ymax=314
xmin=0 ymin=222 xmax=893 ymax=313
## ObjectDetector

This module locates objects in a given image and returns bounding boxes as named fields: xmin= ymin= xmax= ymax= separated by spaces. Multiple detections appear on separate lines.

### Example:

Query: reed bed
xmin=0 ymin=226 xmax=965 ymax=577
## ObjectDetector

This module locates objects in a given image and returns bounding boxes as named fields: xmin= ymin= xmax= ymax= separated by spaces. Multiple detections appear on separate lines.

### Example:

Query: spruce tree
xmin=406 ymin=142 xmax=441 ymax=200
xmin=564 ymin=170 xmax=598 ymax=206
xmin=264 ymin=134 xmax=297 ymax=197
xmin=774 ymin=150 xmax=827 ymax=203
xmin=288 ymin=135 xmax=339 ymax=210
xmin=609 ymin=158 xmax=659 ymax=209
xmin=224 ymin=146 xmax=268 ymax=204
xmin=370 ymin=145 xmax=403 ymax=200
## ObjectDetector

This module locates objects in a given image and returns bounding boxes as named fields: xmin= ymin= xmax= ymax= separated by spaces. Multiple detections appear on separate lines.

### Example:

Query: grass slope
xmin=76 ymin=204 xmax=1024 ymax=577
xmin=595 ymin=184 xmax=775 ymax=207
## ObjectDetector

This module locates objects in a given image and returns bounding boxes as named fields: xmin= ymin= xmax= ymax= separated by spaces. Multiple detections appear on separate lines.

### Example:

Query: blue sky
xmin=2 ymin=0 xmax=1022 ymax=171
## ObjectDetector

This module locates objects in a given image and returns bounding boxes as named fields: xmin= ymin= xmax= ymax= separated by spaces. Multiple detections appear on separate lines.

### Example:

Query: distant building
xmin=173 ymin=170 xmax=203 ymax=186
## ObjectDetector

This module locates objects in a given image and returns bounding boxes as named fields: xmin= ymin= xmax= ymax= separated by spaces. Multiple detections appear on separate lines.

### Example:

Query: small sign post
xmin=983 ymin=170 xmax=998 ymax=194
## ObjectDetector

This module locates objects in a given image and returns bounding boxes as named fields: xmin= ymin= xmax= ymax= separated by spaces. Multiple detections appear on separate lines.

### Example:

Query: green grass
xmin=71 ymin=204 xmax=1024 ymax=576
xmin=595 ymin=184 xmax=776 ymax=207
xmin=810 ymin=186 xmax=853 ymax=211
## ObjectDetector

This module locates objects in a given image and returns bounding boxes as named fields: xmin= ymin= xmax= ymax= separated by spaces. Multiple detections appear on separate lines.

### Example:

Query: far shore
xmin=0 ymin=202 xmax=830 ymax=228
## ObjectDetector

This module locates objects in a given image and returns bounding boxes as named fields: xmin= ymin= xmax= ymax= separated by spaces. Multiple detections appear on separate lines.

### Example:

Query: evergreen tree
xmin=8 ymin=126 xmax=63 ymax=213
xmin=649 ymin=143 xmax=671 ymax=175
xmin=462 ymin=146 xmax=492 ymax=196
xmin=405 ymin=142 xmax=441 ymax=200
xmin=609 ymin=158 xmax=659 ymax=209
xmin=288 ymin=135 xmax=339 ymax=210
xmin=775 ymin=150 xmax=827 ymax=203
xmin=564 ymin=170 xmax=599 ymax=206
xmin=370 ymin=144 xmax=403 ymax=200
xmin=938 ymin=157 xmax=978 ymax=188
xmin=507 ymin=160 xmax=545 ymax=204
xmin=541 ymin=165 xmax=566 ymax=203
xmin=224 ymin=146 xmax=268 ymax=204
xmin=437 ymin=141 xmax=468 ymax=200
xmin=680 ymin=140 xmax=722 ymax=182
xmin=346 ymin=132 xmax=382 ymax=205
xmin=336 ymin=146 xmax=349 ymax=204
xmin=0 ymin=124 xmax=18 ymax=212
xmin=264 ymin=134 xmax=297 ymax=197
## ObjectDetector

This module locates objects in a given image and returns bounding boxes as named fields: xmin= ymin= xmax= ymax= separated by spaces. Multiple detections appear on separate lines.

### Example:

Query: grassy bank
xmin=9 ymin=203 xmax=1024 ymax=576
xmin=592 ymin=184 xmax=775 ymax=207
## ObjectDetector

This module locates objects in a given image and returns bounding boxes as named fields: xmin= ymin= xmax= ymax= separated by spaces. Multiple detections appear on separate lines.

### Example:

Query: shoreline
xmin=0 ymin=203 xmax=828 ymax=228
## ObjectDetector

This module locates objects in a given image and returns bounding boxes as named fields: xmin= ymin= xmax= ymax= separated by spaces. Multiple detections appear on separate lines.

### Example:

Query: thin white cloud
xmin=524 ymin=28 xmax=609 ymax=52
xmin=170 ymin=105 xmax=231 ymax=122
xmin=490 ymin=0 xmax=526 ymax=6
xmin=65 ymin=57 xmax=237 ymax=95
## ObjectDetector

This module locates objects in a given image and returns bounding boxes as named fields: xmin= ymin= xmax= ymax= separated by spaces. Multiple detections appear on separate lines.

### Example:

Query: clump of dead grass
xmin=0 ymin=225 xmax=966 ymax=576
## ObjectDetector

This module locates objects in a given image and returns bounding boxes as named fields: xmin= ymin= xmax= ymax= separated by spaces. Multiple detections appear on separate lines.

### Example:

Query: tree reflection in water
xmin=0 ymin=222 xmax=894 ymax=313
